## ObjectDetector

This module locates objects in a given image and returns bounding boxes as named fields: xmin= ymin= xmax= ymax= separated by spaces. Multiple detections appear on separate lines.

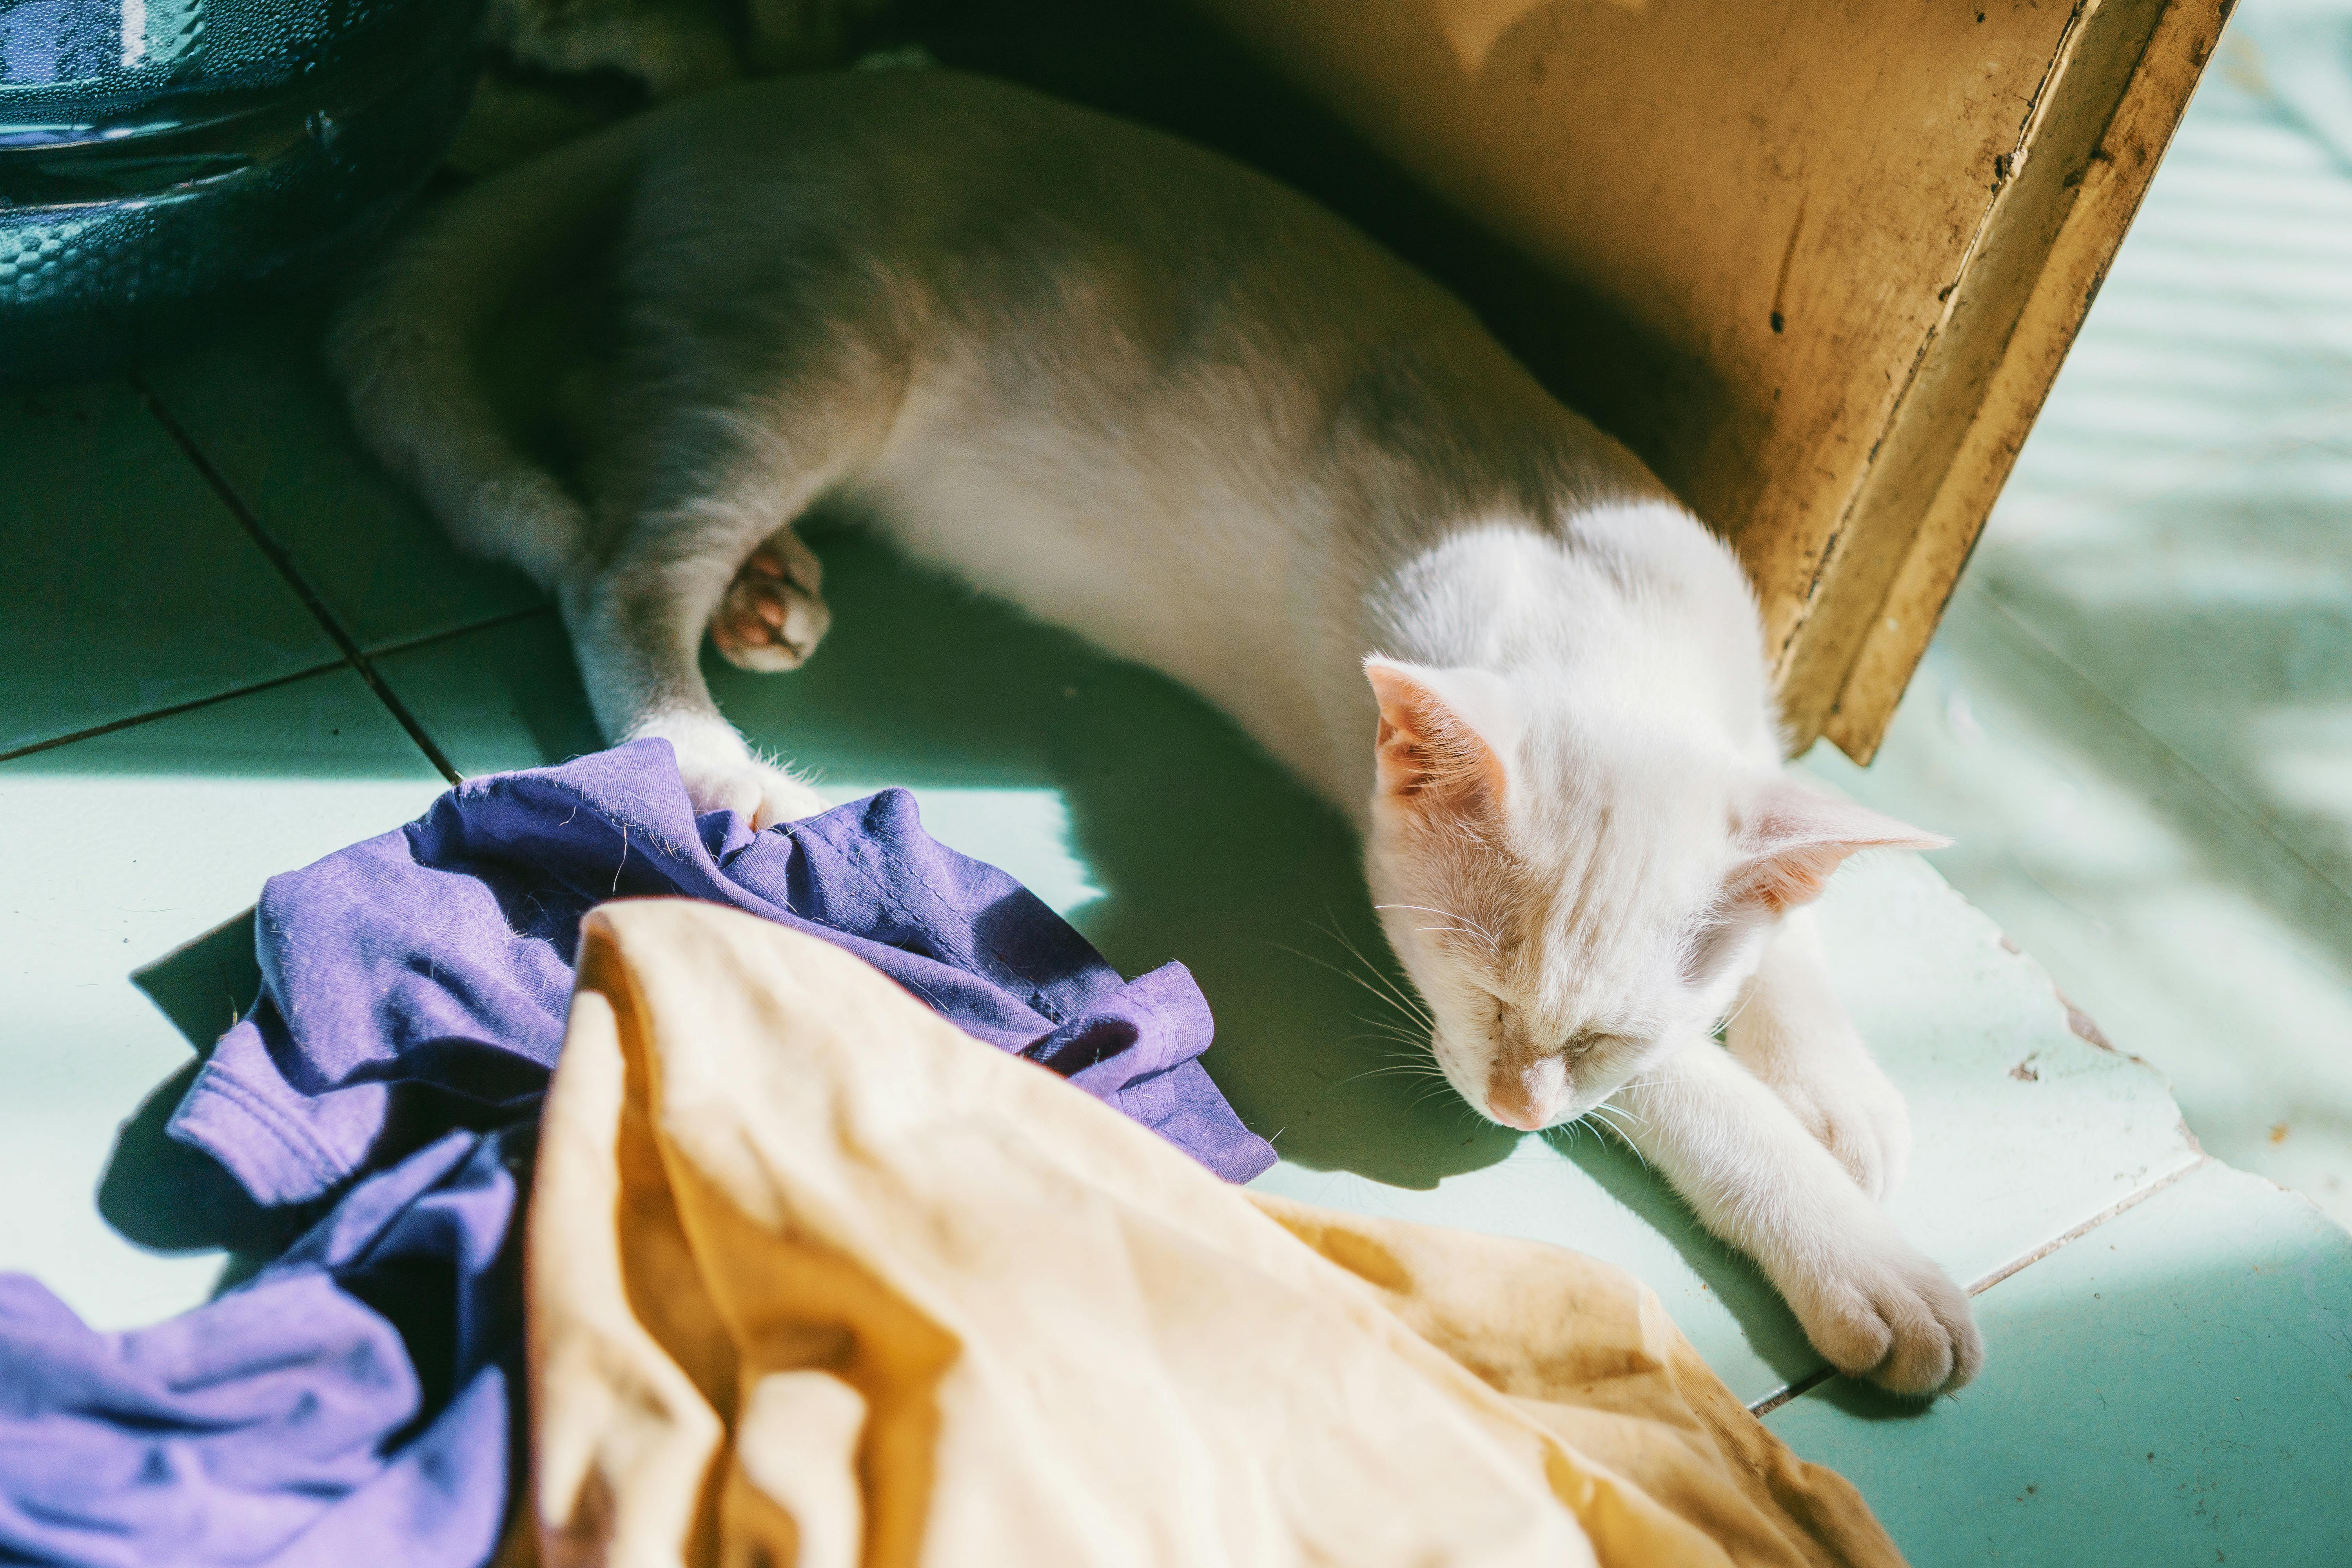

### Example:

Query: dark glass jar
xmin=0 ymin=0 xmax=483 ymax=384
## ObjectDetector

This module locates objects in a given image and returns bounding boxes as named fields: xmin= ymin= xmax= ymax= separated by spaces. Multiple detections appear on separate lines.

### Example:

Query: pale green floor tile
xmin=0 ymin=671 xmax=448 ymax=1329
xmin=1809 ymin=602 xmax=2352 ymax=1232
xmin=370 ymin=611 xmax=601 ymax=778
xmin=1808 ymin=4 xmax=2352 ymax=1234
xmin=0 ymin=380 xmax=337 ymax=755
xmin=385 ymin=535 xmax=2201 ymax=1406
xmin=2236 ymin=2 xmax=2352 ymax=185
xmin=1764 ymin=1162 xmax=2352 ymax=1568
xmin=138 ymin=311 xmax=547 ymax=654
xmin=1974 ymin=444 xmax=2352 ymax=889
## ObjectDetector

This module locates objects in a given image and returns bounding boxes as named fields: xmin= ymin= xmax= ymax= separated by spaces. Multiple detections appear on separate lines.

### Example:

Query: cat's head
xmin=1359 ymin=656 xmax=1944 ymax=1131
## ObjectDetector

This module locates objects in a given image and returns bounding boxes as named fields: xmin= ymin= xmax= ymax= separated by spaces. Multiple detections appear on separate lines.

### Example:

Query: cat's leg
xmin=563 ymin=388 xmax=871 ymax=828
xmin=560 ymin=306 xmax=901 ymax=823
xmin=564 ymin=524 xmax=833 ymax=829
xmin=1614 ymin=1040 xmax=1981 ymax=1395
xmin=1724 ymin=908 xmax=1911 ymax=1201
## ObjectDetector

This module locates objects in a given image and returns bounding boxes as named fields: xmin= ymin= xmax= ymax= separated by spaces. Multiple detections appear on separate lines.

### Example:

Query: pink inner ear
xmin=1365 ymin=660 xmax=1509 ymax=820
xmin=1729 ymin=780 xmax=1949 ymax=913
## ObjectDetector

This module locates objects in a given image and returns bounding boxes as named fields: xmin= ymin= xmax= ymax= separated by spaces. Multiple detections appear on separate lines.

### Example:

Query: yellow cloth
xmin=519 ymin=899 xmax=1903 ymax=1568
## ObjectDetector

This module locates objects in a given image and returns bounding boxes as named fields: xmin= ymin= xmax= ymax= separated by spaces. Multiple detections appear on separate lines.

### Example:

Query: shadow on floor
xmin=1550 ymin=1127 xmax=1800 ymax=1363
xmin=706 ymin=524 xmax=1534 ymax=1189
xmin=102 ymin=918 xmax=308 ymax=1266
xmin=112 ymin=523 xmax=1534 ymax=1197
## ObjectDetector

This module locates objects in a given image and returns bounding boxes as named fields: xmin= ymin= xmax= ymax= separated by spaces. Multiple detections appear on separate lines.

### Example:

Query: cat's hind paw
xmin=667 ymin=732 xmax=831 ymax=831
xmin=711 ymin=533 xmax=831 ymax=672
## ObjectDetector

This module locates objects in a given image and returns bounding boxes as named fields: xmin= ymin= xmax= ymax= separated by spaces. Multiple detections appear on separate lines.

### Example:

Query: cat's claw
xmin=711 ymin=533 xmax=831 ymax=672
xmin=1784 ymin=1227 xmax=1982 ymax=1397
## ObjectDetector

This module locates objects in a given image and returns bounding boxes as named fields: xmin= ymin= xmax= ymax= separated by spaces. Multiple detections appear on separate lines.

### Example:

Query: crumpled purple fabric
xmin=0 ymin=741 xmax=1271 ymax=1568
xmin=171 ymin=738 xmax=1272 ymax=1196
xmin=0 ymin=1126 xmax=526 ymax=1568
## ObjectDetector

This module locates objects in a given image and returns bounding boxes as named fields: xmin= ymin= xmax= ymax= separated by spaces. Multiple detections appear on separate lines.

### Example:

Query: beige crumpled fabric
xmin=515 ymin=898 xmax=1904 ymax=1568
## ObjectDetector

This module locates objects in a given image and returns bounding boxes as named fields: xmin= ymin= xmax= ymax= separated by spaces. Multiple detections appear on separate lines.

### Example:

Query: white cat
xmin=333 ymin=68 xmax=1982 ymax=1394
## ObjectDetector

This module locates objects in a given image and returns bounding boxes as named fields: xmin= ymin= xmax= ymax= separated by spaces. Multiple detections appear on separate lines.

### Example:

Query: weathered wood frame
xmin=1188 ymin=0 xmax=2229 ymax=760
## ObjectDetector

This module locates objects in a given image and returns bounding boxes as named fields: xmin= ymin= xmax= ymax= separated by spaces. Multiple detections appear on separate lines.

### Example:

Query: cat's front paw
xmin=1766 ymin=1055 xmax=1911 ymax=1203
xmin=1784 ymin=1228 xmax=1982 ymax=1397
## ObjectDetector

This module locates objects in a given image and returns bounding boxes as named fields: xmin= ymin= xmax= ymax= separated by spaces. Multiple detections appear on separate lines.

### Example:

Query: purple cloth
xmin=0 ymin=1127 xmax=525 ymax=1567
xmin=171 ymin=739 xmax=1272 ymax=1194
xmin=0 ymin=741 xmax=1270 ymax=1568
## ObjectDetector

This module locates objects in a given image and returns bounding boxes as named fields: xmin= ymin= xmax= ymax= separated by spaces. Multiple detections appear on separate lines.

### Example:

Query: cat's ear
xmin=1363 ymin=658 xmax=1519 ymax=824
xmin=1726 ymin=776 xmax=1948 ymax=914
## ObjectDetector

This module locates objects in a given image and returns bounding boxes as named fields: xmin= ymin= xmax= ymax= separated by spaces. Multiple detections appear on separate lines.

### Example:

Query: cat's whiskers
xmin=1266 ymin=938 xmax=1434 ymax=1035
xmin=1714 ymin=987 xmax=1762 ymax=1037
xmin=1332 ymin=1014 xmax=1454 ymax=1096
xmin=1374 ymin=902 xmax=1499 ymax=955
xmin=1316 ymin=921 xmax=1436 ymax=1031
xmin=1340 ymin=1060 xmax=1455 ymax=1089
xmin=1289 ymin=926 xmax=1430 ymax=1034
xmin=1542 ymin=1104 xmax=1647 ymax=1169
xmin=1586 ymin=1102 xmax=1650 ymax=1160
xmin=1266 ymin=927 xmax=1456 ymax=1096
xmin=1589 ymin=1094 xmax=1647 ymax=1127
xmin=1350 ymin=1038 xmax=1434 ymax=1061
xmin=1348 ymin=1010 xmax=1430 ymax=1044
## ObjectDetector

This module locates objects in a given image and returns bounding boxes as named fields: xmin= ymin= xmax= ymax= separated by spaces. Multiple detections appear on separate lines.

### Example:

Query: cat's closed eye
xmin=1563 ymin=1028 xmax=1614 ymax=1058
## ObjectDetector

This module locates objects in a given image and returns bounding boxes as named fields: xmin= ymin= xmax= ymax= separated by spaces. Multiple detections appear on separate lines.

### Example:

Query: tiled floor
xmin=0 ymin=675 xmax=447 ymax=1324
xmin=5 ymin=10 xmax=2352 ymax=1563
xmin=1803 ymin=12 xmax=2352 ymax=1235
xmin=1767 ymin=1162 xmax=2352 ymax=1567
xmin=0 ymin=379 xmax=338 ymax=753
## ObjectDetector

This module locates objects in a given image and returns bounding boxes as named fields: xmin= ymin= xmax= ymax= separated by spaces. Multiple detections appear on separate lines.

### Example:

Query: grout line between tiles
xmin=0 ymin=660 xmax=350 ymax=766
xmin=369 ymin=604 xmax=556 ymax=661
xmin=131 ymin=376 xmax=463 ymax=786
xmin=0 ymin=604 xmax=553 ymax=769
xmin=1746 ymin=1368 xmax=1834 ymax=1419
xmin=1957 ymin=1154 xmax=2207 ymax=1298
xmin=1746 ymin=1156 xmax=2210 ymax=1417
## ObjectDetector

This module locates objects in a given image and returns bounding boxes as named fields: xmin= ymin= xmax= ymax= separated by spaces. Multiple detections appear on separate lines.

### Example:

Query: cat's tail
xmin=328 ymin=116 xmax=661 ymax=592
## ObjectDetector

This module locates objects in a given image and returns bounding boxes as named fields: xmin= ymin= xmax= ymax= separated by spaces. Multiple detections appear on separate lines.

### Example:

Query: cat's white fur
xmin=332 ymin=69 xmax=1982 ymax=1393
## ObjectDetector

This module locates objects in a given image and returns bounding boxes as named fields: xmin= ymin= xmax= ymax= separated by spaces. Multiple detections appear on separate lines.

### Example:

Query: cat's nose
xmin=1485 ymin=1090 xmax=1547 ymax=1130
xmin=1484 ymin=1061 xmax=1563 ymax=1131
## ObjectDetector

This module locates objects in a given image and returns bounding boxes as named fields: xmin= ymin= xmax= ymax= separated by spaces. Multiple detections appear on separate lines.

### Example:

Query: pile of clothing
xmin=0 ymin=743 xmax=1904 ymax=1567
